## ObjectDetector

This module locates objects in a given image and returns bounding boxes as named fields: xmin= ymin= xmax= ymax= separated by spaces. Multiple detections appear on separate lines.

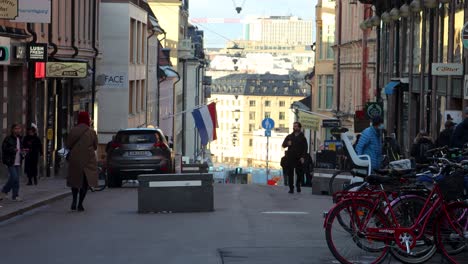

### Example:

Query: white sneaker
xmin=12 ymin=197 xmax=23 ymax=202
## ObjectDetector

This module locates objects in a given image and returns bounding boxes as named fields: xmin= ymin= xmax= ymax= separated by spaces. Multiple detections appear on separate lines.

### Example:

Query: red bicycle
xmin=324 ymin=163 xmax=468 ymax=264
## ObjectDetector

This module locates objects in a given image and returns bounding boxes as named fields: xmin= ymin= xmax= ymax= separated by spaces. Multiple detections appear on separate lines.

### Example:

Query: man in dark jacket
xmin=451 ymin=107 xmax=468 ymax=148
xmin=282 ymin=122 xmax=308 ymax=193
xmin=436 ymin=120 xmax=455 ymax=147
xmin=0 ymin=124 xmax=24 ymax=201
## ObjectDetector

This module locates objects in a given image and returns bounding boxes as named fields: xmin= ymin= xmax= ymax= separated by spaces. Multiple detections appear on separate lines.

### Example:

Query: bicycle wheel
xmin=90 ymin=166 xmax=107 ymax=192
xmin=325 ymin=199 xmax=390 ymax=264
xmin=389 ymin=195 xmax=437 ymax=263
xmin=329 ymin=170 xmax=353 ymax=195
xmin=436 ymin=202 xmax=468 ymax=264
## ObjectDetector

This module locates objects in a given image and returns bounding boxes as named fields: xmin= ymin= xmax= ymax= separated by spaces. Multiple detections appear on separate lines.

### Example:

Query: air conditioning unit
xmin=178 ymin=39 xmax=194 ymax=59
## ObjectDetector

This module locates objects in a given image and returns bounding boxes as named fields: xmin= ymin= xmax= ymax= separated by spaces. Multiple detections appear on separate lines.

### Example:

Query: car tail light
xmin=160 ymin=160 xmax=169 ymax=172
xmin=111 ymin=142 xmax=122 ymax=149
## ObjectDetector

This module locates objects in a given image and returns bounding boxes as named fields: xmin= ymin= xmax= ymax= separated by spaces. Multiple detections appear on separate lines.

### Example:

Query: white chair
xmin=341 ymin=132 xmax=372 ymax=176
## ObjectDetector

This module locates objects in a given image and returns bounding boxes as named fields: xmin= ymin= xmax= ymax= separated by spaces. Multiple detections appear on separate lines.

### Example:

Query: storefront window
xmin=453 ymin=8 xmax=464 ymax=63
xmin=441 ymin=5 xmax=449 ymax=63
xmin=402 ymin=18 xmax=410 ymax=74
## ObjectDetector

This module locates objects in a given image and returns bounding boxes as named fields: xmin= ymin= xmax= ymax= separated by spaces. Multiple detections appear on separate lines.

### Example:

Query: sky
xmin=188 ymin=0 xmax=318 ymax=48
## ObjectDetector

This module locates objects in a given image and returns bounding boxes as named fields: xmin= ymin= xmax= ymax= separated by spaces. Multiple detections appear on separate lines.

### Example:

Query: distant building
xmin=244 ymin=16 xmax=314 ymax=45
xmin=209 ymin=73 xmax=308 ymax=168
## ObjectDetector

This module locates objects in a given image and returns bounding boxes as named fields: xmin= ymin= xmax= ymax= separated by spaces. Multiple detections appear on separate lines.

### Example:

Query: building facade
xmin=209 ymin=73 xmax=308 ymax=168
xmin=359 ymin=0 xmax=466 ymax=154
xmin=97 ymin=0 xmax=157 ymax=154
xmin=243 ymin=16 xmax=314 ymax=45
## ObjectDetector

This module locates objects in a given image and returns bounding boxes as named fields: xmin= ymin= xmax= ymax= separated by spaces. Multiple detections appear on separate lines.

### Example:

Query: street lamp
xmin=400 ymin=4 xmax=410 ymax=18
xmin=370 ymin=15 xmax=380 ymax=27
xmin=410 ymin=0 xmax=422 ymax=12
xmin=423 ymin=0 xmax=438 ymax=8
xmin=381 ymin=11 xmax=391 ymax=23
xmin=390 ymin=8 xmax=400 ymax=21
xmin=233 ymin=109 xmax=241 ymax=122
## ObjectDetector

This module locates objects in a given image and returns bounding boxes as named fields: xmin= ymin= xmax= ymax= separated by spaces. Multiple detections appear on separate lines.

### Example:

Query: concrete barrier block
xmin=138 ymin=173 xmax=214 ymax=213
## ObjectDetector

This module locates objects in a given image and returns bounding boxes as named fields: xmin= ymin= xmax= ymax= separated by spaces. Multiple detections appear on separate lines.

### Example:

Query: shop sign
xmin=0 ymin=0 xmax=18 ymax=20
xmin=297 ymin=110 xmax=320 ymax=131
xmin=431 ymin=63 xmax=463 ymax=76
xmin=102 ymin=72 xmax=128 ymax=88
xmin=0 ymin=37 xmax=10 ymax=65
xmin=322 ymin=119 xmax=341 ymax=128
xmin=462 ymin=22 xmax=468 ymax=49
xmin=365 ymin=102 xmax=383 ymax=120
xmin=46 ymin=62 xmax=88 ymax=78
xmin=11 ymin=0 xmax=50 ymax=23
xmin=27 ymin=43 xmax=47 ymax=62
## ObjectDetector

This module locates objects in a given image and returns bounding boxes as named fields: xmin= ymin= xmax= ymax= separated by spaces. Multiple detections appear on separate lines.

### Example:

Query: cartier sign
xmin=431 ymin=63 xmax=463 ymax=76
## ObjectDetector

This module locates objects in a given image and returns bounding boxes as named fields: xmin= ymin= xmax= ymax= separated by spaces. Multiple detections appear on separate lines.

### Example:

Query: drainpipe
xmin=26 ymin=23 xmax=37 ymax=126
xmin=146 ymin=28 xmax=156 ymax=126
xmin=420 ymin=10 xmax=427 ymax=131
xmin=166 ymin=68 xmax=180 ymax=150
xmin=71 ymin=0 xmax=79 ymax=57
xmin=304 ymin=72 xmax=315 ymax=153
xmin=91 ymin=0 xmax=99 ymax=121
xmin=336 ymin=0 xmax=342 ymax=113
xmin=362 ymin=5 xmax=371 ymax=105
xmin=194 ymin=63 xmax=202 ymax=160
xmin=376 ymin=24 xmax=381 ymax=103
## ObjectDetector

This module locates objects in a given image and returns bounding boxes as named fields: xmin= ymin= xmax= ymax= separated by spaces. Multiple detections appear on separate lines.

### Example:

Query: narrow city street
xmin=0 ymin=184 xmax=448 ymax=264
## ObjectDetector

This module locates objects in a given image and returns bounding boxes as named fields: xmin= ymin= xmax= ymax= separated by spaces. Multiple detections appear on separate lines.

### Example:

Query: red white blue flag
xmin=192 ymin=102 xmax=218 ymax=146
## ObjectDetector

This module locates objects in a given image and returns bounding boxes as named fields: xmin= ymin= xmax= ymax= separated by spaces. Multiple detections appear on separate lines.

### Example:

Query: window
xmin=265 ymin=100 xmax=271 ymax=107
xmin=249 ymin=124 xmax=255 ymax=132
xmin=129 ymin=81 xmax=135 ymax=114
xmin=249 ymin=100 xmax=256 ymax=107
xmin=249 ymin=111 xmax=255 ymax=120
xmin=130 ymin=19 xmax=136 ymax=63
xmin=279 ymin=124 xmax=285 ymax=128
xmin=142 ymin=23 xmax=147 ymax=63
xmin=265 ymin=112 xmax=271 ymax=118
xmin=279 ymin=112 xmax=285 ymax=120
xmin=326 ymin=75 xmax=334 ymax=109
xmin=137 ymin=21 xmax=141 ymax=64
xmin=279 ymin=101 xmax=285 ymax=107
xmin=318 ymin=76 xmax=323 ymax=109
xmin=249 ymin=139 xmax=253 ymax=147
xmin=136 ymin=80 xmax=140 ymax=112
xmin=141 ymin=80 xmax=146 ymax=110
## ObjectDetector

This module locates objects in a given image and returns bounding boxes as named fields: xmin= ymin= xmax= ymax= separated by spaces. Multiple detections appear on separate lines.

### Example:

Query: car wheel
xmin=108 ymin=173 xmax=122 ymax=188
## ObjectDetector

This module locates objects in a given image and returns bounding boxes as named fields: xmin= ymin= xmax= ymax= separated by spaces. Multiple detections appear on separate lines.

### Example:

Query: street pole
xmin=266 ymin=134 xmax=269 ymax=183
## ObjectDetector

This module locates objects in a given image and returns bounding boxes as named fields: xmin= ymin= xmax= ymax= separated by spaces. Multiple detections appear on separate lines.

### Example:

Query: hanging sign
xmin=462 ymin=22 xmax=468 ymax=49
xmin=46 ymin=62 xmax=88 ymax=78
xmin=0 ymin=0 xmax=18 ymax=20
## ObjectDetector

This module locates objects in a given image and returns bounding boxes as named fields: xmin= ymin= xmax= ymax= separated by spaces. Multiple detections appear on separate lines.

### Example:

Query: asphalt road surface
xmin=0 ymin=183 xmax=449 ymax=264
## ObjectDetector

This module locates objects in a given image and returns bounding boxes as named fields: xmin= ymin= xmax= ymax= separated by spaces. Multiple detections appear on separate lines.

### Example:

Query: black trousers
xmin=71 ymin=175 xmax=89 ymax=206
xmin=286 ymin=164 xmax=303 ymax=191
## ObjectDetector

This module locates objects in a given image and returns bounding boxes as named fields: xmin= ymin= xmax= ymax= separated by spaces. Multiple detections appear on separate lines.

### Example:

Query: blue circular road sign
xmin=261 ymin=118 xmax=275 ymax=130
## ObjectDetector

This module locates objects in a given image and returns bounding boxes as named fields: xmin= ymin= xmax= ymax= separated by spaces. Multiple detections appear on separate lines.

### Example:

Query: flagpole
xmin=162 ymin=99 xmax=219 ymax=120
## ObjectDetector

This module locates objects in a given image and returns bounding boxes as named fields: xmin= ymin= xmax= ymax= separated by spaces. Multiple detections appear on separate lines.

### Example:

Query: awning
xmin=384 ymin=81 xmax=400 ymax=95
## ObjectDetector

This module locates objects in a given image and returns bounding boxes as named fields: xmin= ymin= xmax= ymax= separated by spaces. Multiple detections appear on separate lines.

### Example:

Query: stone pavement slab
xmin=0 ymin=176 xmax=70 ymax=222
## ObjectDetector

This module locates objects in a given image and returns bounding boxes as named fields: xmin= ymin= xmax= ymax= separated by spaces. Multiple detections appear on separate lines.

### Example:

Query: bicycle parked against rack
xmin=324 ymin=157 xmax=468 ymax=264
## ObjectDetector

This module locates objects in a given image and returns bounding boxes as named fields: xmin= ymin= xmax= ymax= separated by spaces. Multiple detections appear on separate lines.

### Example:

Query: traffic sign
xmin=261 ymin=118 xmax=275 ymax=130
xmin=265 ymin=130 xmax=271 ymax=137
xmin=365 ymin=102 xmax=383 ymax=120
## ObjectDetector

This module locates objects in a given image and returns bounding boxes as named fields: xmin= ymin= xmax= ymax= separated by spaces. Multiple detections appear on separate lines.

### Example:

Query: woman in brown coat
xmin=66 ymin=111 xmax=98 ymax=211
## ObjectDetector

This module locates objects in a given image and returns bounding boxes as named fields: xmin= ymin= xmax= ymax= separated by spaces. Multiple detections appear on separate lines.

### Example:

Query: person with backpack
xmin=410 ymin=131 xmax=434 ymax=164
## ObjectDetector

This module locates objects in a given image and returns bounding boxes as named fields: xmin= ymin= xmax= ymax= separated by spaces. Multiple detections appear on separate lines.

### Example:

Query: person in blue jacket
xmin=355 ymin=116 xmax=383 ymax=171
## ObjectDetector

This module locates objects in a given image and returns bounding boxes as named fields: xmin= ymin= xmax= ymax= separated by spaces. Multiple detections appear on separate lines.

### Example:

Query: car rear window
xmin=115 ymin=131 xmax=156 ymax=144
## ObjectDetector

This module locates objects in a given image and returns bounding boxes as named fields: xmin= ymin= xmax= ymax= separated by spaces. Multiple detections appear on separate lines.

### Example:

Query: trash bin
xmin=138 ymin=173 xmax=214 ymax=213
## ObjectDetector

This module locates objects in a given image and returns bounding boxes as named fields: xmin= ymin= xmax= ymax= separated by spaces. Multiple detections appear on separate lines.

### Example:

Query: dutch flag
xmin=192 ymin=102 xmax=218 ymax=146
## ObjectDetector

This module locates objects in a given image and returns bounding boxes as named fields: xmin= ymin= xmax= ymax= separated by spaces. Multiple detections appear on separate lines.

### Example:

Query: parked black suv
xmin=107 ymin=128 xmax=172 ymax=187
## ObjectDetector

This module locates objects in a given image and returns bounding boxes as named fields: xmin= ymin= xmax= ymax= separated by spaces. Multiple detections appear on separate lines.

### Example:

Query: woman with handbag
xmin=23 ymin=126 xmax=42 ymax=185
xmin=66 ymin=112 xmax=98 ymax=211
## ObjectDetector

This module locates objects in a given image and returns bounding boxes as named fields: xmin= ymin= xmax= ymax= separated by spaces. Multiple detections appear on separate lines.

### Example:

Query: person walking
xmin=0 ymin=124 xmax=24 ymax=201
xmin=436 ymin=120 xmax=455 ymax=148
xmin=451 ymin=107 xmax=468 ymax=148
xmin=280 ymin=151 xmax=288 ymax=186
xmin=282 ymin=122 xmax=308 ymax=194
xmin=355 ymin=116 xmax=384 ymax=171
xmin=23 ymin=126 xmax=42 ymax=185
xmin=410 ymin=131 xmax=434 ymax=165
xmin=66 ymin=112 xmax=98 ymax=211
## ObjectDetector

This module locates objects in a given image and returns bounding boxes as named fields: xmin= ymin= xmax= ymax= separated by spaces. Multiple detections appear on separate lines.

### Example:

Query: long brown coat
xmin=66 ymin=124 xmax=98 ymax=188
